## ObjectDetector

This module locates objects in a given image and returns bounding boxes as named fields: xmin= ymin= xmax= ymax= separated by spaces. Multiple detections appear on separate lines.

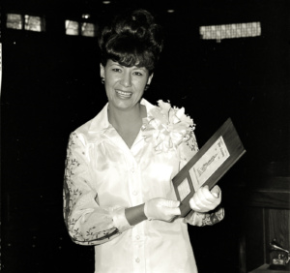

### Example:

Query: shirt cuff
xmin=111 ymin=207 xmax=132 ymax=232
xmin=185 ymin=207 xmax=225 ymax=226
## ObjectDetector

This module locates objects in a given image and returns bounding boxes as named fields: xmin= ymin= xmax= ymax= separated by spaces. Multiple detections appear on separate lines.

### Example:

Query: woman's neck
xmin=108 ymin=103 xmax=147 ymax=148
xmin=108 ymin=103 xmax=146 ymax=133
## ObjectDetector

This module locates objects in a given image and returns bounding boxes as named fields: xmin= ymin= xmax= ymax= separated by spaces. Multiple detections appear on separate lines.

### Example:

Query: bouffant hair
xmin=98 ymin=9 xmax=164 ymax=73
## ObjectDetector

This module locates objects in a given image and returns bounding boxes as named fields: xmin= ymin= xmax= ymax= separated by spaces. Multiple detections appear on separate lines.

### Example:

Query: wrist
xmin=125 ymin=203 xmax=147 ymax=226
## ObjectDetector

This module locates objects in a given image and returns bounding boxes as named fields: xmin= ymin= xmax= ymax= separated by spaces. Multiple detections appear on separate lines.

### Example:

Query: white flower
xmin=142 ymin=100 xmax=196 ymax=154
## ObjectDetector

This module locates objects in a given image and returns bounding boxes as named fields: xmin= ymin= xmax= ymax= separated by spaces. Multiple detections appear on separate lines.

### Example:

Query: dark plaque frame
xmin=172 ymin=118 xmax=246 ymax=217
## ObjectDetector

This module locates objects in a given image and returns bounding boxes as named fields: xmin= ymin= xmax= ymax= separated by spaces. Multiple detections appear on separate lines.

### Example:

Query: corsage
xmin=141 ymin=100 xmax=197 ymax=157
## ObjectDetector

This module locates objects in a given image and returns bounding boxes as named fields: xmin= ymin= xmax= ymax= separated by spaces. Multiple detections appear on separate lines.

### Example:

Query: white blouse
xmin=63 ymin=99 xmax=202 ymax=273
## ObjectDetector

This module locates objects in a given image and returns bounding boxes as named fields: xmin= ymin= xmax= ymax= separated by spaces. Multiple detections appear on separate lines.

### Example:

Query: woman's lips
xmin=115 ymin=89 xmax=132 ymax=98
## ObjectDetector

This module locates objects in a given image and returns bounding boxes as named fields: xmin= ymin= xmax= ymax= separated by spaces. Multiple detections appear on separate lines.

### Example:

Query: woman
xmin=63 ymin=9 xmax=224 ymax=273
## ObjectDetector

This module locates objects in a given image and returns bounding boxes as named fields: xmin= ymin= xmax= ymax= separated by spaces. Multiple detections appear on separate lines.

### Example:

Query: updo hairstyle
xmin=98 ymin=9 xmax=164 ymax=74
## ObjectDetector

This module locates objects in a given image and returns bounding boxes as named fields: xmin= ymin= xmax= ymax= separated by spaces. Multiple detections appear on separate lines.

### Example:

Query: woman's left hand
xmin=189 ymin=185 xmax=222 ymax=213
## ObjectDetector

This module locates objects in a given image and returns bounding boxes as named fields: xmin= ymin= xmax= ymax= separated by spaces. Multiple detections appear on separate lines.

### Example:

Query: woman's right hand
xmin=144 ymin=198 xmax=181 ymax=222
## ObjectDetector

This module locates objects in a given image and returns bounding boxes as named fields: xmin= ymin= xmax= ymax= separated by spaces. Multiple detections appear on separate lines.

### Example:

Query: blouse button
xmin=135 ymin=258 xmax=140 ymax=263
xmin=132 ymin=191 xmax=137 ymax=196
xmin=136 ymin=235 xmax=140 ymax=240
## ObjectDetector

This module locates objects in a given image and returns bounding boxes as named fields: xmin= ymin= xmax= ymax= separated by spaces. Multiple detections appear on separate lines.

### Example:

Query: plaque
xmin=172 ymin=118 xmax=246 ymax=217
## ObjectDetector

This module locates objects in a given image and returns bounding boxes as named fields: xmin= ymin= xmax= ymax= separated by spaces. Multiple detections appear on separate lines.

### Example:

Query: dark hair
xmin=98 ymin=9 xmax=164 ymax=73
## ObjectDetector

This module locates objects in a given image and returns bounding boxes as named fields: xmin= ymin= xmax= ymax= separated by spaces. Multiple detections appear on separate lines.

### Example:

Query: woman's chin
xmin=110 ymin=97 xmax=140 ymax=111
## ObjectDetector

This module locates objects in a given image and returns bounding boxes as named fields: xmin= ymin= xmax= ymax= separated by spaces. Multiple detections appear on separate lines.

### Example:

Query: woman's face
xmin=100 ymin=60 xmax=153 ymax=111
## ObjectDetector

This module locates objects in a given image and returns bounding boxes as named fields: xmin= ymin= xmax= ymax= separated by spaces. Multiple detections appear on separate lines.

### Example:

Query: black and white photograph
xmin=2 ymin=0 xmax=290 ymax=272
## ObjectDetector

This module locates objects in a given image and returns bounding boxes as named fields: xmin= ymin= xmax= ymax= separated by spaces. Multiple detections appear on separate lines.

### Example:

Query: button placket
xmin=132 ymin=223 xmax=145 ymax=271
xmin=129 ymin=162 xmax=142 ymax=204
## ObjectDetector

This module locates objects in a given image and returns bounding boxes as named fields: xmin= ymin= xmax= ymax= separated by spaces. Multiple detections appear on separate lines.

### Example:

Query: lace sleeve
xmin=63 ymin=132 xmax=131 ymax=245
xmin=184 ymin=207 xmax=225 ymax=226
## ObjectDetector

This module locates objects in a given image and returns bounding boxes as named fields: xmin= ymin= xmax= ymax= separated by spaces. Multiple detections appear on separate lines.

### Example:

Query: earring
xmin=144 ymin=84 xmax=150 ymax=91
xmin=101 ymin=78 xmax=105 ymax=84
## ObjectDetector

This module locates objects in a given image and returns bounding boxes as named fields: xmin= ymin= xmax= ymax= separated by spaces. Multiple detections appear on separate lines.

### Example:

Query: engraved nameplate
xmin=189 ymin=136 xmax=230 ymax=191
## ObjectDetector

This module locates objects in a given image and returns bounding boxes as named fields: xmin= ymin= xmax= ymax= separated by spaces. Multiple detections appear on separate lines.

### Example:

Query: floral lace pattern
xmin=63 ymin=132 xmax=119 ymax=245
xmin=185 ymin=207 xmax=225 ymax=227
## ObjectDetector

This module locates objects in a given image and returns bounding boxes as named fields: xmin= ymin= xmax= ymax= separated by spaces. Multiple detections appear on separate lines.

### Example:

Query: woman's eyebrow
xmin=133 ymin=67 xmax=146 ymax=71
xmin=109 ymin=62 xmax=122 ymax=68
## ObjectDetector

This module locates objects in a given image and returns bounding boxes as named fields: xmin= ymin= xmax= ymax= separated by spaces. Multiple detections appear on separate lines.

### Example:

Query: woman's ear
xmin=100 ymin=63 xmax=105 ymax=78
xmin=147 ymin=73 xmax=154 ymax=85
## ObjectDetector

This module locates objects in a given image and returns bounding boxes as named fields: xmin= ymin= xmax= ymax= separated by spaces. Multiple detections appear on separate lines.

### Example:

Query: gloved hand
xmin=144 ymin=198 xmax=181 ymax=222
xmin=189 ymin=185 xmax=222 ymax=213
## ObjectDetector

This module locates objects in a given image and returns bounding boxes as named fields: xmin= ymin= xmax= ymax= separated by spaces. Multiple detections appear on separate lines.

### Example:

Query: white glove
xmin=189 ymin=185 xmax=222 ymax=213
xmin=144 ymin=198 xmax=181 ymax=222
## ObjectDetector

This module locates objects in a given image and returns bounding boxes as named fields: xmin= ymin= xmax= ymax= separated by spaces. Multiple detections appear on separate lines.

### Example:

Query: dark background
xmin=2 ymin=0 xmax=290 ymax=272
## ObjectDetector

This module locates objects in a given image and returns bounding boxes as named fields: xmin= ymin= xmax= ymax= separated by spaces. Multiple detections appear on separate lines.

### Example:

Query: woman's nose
xmin=121 ymin=71 xmax=132 ymax=87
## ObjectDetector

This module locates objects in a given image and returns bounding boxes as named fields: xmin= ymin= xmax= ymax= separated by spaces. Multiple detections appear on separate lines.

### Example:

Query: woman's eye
xmin=112 ymin=68 xmax=122 ymax=73
xmin=134 ymin=71 xmax=143 ymax=76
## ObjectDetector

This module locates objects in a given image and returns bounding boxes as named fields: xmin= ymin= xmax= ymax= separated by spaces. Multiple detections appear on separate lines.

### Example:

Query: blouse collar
xmin=88 ymin=98 xmax=156 ymax=135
